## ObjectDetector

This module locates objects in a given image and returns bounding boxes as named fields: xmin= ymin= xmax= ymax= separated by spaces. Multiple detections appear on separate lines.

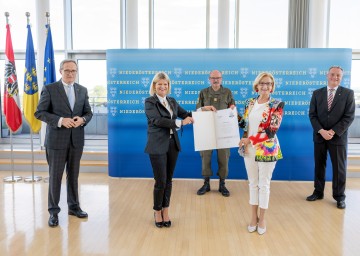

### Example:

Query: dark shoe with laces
xmin=68 ymin=208 xmax=88 ymax=218
xmin=197 ymin=178 xmax=210 ymax=195
xmin=48 ymin=213 xmax=59 ymax=227
xmin=219 ymin=179 xmax=230 ymax=197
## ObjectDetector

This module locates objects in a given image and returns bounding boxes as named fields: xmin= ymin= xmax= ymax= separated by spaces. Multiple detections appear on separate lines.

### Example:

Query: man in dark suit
xmin=35 ymin=59 xmax=93 ymax=227
xmin=307 ymin=66 xmax=355 ymax=209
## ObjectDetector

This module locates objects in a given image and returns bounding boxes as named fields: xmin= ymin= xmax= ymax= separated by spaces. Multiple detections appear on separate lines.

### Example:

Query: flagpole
xmin=5 ymin=11 xmax=9 ymax=24
xmin=3 ymin=132 xmax=22 ymax=182
xmin=3 ymin=12 xmax=22 ymax=183
xmin=42 ymin=12 xmax=50 ymax=183
xmin=24 ymin=12 xmax=42 ymax=183
xmin=24 ymin=130 xmax=42 ymax=182
xmin=42 ymin=12 xmax=54 ymax=184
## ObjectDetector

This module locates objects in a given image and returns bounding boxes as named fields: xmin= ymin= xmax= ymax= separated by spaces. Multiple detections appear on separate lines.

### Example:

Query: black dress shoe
xmin=163 ymin=220 xmax=172 ymax=228
xmin=68 ymin=208 xmax=88 ymax=218
xmin=154 ymin=213 xmax=163 ymax=228
xmin=337 ymin=201 xmax=346 ymax=209
xmin=48 ymin=214 xmax=59 ymax=227
xmin=306 ymin=194 xmax=324 ymax=201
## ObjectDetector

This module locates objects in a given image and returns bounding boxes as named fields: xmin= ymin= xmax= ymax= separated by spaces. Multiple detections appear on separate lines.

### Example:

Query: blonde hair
xmin=149 ymin=72 xmax=171 ymax=96
xmin=252 ymin=72 xmax=276 ymax=93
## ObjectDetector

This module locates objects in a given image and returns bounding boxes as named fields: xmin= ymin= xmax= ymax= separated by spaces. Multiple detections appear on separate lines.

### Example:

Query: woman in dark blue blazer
xmin=144 ymin=72 xmax=193 ymax=228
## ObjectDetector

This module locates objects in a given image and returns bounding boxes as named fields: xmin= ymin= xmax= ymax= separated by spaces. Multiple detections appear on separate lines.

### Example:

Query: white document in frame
xmin=192 ymin=107 xmax=240 ymax=151
xmin=214 ymin=107 xmax=240 ymax=149
xmin=192 ymin=111 xmax=217 ymax=151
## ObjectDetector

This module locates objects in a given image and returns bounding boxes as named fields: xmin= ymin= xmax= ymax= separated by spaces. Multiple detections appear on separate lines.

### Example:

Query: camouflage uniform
xmin=196 ymin=85 xmax=235 ymax=179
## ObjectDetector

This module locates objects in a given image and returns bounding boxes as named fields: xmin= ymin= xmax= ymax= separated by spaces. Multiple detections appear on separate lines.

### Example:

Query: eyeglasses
xmin=259 ymin=82 xmax=273 ymax=86
xmin=63 ymin=69 xmax=77 ymax=75
xmin=210 ymin=77 xmax=222 ymax=80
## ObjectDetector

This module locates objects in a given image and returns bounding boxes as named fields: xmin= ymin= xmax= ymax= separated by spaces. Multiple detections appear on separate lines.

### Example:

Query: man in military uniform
xmin=196 ymin=70 xmax=235 ymax=197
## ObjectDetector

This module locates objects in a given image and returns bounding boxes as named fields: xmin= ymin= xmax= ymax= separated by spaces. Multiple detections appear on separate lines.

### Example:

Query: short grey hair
xmin=59 ymin=59 xmax=78 ymax=70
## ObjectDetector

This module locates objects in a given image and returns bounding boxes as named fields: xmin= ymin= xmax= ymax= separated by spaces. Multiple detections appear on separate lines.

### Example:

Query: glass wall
xmin=153 ymin=0 xmax=207 ymax=48
xmin=0 ymin=0 xmax=36 ymax=51
xmin=72 ymin=0 xmax=120 ymax=50
xmin=351 ymin=60 xmax=360 ymax=107
xmin=138 ymin=0 xmax=149 ymax=48
xmin=329 ymin=0 xmax=360 ymax=108
xmin=77 ymin=59 xmax=107 ymax=113
xmin=237 ymin=0 xmax=289 ymax=48
xmin=329 ymin=0 xmax=360 ymax=49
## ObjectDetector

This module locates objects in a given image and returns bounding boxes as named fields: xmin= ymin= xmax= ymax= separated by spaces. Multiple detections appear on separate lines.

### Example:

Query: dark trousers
xmin=149 ymin=137 xmax=179 ymax=211
xmin=46 ymin=146 xmax=83 ymax=214
xmin=314 ymin=142 xmax=347 ymax=201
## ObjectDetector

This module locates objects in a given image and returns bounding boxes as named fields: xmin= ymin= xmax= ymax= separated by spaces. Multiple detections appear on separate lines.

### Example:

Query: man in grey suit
xmin=307 ymin=66 xmax=355 ymax=209
xmin=35 ymin=59 xmax=93 ymax=227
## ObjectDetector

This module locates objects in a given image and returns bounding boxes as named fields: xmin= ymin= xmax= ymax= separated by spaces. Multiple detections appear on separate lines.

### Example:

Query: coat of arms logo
xmin=308 ymin=88 xmax=316 ymax=98
xmin=308 ymin=68 xmax=317 ymax=78
xmin=141 ymin=77 xmax=150 ymax=88
xmin=240 ymin=88 xmax=248 ymax=98
xmin=110 ymin=68 xmax=117 ymax=78
xmin=110 ymin=106 xmax=117 ymax=117
xmin=240 ymin=68 xmax=249 ymax=78
xmin=174 ymin=68 xmax=182 ymax=78
xmin=174 ymin=87 xmax=182 ymax=98
xmin=110 ymin=87 xmax=117 ymax=97
xmin=275 ymin=77 xmax=283 ymax=89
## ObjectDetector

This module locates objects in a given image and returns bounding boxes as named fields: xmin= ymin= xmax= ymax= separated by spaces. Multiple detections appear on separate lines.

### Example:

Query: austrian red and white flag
xmin=4 ymin=24 xmax=22 ymax=133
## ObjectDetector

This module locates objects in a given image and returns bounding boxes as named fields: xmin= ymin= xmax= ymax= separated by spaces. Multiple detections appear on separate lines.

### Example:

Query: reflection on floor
xmin=0 ymin=173 xmax=360 ymax=255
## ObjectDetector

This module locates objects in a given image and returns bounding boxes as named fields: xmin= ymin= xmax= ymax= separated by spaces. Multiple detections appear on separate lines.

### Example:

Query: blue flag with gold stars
xmin=44 ymin=24 xmax=56 ymax=85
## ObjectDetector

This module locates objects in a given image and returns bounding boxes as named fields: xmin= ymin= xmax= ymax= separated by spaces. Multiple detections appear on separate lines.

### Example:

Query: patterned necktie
xmin=67 ymin=85 xmax=75 ymax=110
xmin=328 ymin=89 xmax=335 ymax=111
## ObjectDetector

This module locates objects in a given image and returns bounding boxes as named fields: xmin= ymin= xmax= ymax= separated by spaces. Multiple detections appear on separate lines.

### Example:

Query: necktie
xmin=67 ymin=85 xmax=75 ymax=110
xmin=328 ymin=89 xmax=335 ymax=111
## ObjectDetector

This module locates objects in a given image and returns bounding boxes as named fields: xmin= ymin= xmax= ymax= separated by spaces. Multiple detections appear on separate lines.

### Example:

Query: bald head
xmin=209 ymin=70 xmax=222 ymax=91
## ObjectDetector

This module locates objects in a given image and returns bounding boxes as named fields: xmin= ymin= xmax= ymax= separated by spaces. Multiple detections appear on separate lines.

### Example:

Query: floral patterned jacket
xmin=238 ymin=97 xmax=285 ymax=162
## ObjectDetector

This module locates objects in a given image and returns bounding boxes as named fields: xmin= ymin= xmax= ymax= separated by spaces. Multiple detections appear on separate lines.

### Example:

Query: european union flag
xmin=44 ymin=24 xmax=56 ymax=85
xmin=23 ymin=24 xmax=41 ymax=133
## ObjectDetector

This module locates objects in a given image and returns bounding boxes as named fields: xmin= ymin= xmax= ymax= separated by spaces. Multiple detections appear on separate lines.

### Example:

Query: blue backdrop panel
xmin=106 ymin=49 xmax=352 ymax=180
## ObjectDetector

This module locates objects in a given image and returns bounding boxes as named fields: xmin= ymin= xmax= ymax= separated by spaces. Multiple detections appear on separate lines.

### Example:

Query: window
xmin=351 ymin=59 xmax=360 ymax=107
xmin=72 ymin=0 xmax=120 ymax=50
xmin=209 ymin=0 xmax=218 ymax=48
xmin=77 ymin=59 xmax=107 ymax=113
xmin=138 ymin=0 xmax=149 ymax=48
xmin=329 ymin=0 xmax=360 ymax=48
xmin=154 ymin=0 xmax=206 ymax=48
xmin=237 ymin=0 xmax=288 ymax=48
xmin=0 ymin=0 xmax=36 ymax=51
xmin=49 ymin=0 xmax=64 ymax=50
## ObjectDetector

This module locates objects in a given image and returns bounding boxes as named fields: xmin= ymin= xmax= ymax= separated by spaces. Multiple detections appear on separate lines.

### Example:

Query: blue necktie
xmin=67 ymin=85 xmax=75 ymax=110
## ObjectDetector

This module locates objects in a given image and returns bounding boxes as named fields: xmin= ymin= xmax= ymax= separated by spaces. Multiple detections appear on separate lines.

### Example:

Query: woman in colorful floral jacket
xmin=238 ymin=72 xmax=285 ymax=235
